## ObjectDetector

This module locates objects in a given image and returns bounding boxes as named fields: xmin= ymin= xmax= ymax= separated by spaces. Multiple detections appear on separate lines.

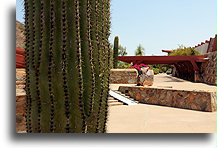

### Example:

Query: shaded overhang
xmin=118 ymin=55 xmax=208 ymax=71
xmin=118 ymin=56 xmax=208 ymax=65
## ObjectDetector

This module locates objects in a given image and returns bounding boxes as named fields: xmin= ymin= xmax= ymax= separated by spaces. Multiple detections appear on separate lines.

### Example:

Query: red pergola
xmin=16 ymin=47 xmax=25 ymax=68
xmin=118 ymin=55 xmax=208 ymax=81
xmin=162 ymin=50 xmax=173 ymax=53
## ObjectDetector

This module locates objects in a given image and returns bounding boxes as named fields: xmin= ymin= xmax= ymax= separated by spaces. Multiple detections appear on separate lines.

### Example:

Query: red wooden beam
xmin=118 ymin=56 xmax=208 ymax=65
xmin=162 ymin=50 xmax=173 ymax=53
xmin=16 ymin=54 xmax=25 ymax=68
xmin=16 ymin=47 xmax=25 ymax=55
xmin=118 ymin=55 xmax=208 ymax=79
xmin=16 ymin=47 xmax=25 ymax=68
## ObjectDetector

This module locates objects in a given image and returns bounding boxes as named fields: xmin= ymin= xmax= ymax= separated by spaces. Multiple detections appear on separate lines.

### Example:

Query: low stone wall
xmin=110 ymin=69 xmax=138 ymax=84
xmin=200 ymin=52 xmax=216 ymax=85
xmin=119 ymin=86 xmax=216 ymax=112
xmin=16 ymin=69 xmax=26 ymax=132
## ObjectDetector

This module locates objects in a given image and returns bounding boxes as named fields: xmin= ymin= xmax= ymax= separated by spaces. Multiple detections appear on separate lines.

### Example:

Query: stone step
xmin=109 ymin=102 xmax=124 ymax=106
xmin=108 ymin=99 xmax=119 ymax=103
xmin=108 ymin=97 xmax=115 ymax=100
xmin=16 ymin=81 xmax=25 ymax=85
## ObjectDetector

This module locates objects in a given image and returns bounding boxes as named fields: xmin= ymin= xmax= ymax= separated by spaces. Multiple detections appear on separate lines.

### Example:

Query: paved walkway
xmin=107 ymin=104 xmax=216 ymax=133
xmin=110 ymin=73 xmax=216 ymax=92
xmin=108 ymin=74 xmax=216 ymax=133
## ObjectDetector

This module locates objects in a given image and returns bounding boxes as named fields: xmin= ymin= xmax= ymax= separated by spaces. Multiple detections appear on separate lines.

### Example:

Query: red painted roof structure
xmin=162 ymin=50 xmax=173 ymax=53
xmin=16 ymin=47 xmax=25 ymax=68
xmin=118 ymin=55 xmax=208 ymax=81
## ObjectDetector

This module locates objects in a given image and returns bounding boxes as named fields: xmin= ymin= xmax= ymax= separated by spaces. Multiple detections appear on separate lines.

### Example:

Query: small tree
xmin=135 ymin=44 xmax=145 ymax=56
xmin=118 ymin=45 xmax=127 ymax=56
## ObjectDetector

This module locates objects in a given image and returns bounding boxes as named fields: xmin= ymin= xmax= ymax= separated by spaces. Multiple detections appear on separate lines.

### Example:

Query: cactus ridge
xmin=48 ymin=0 xmax=55 ymax=132
xmin=34 ymin=0 xmax=44 ymax=133
xmin=61 ymin=0 xmax=70 ymax=133
xmin=75 ymin=0 xmax=87 ymax=133
xmin=96 ymin=0 xmax=107 ymax=133
xmin=102 ymin=0 xmax=111 ymax=132
xmin=24 ymin=0 xmax=32 ymax=133
xmin=86 ymin=0 xmax=95 ymax=118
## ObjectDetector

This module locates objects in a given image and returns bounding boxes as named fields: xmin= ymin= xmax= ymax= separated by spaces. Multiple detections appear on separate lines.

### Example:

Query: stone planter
xmin=110 ymin=69 xmax=138 ymax=84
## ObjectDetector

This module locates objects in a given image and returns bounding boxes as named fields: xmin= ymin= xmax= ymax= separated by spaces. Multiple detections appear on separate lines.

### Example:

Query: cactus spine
xmin=24 ymin=0 xmax=111 ymax=133
xmin=113 ymin=36 xmax=119 ymax=68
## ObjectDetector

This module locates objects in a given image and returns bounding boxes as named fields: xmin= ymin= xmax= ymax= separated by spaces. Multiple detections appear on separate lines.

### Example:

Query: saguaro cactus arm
xmin=113 ymin=36 xmax=119 ymax=68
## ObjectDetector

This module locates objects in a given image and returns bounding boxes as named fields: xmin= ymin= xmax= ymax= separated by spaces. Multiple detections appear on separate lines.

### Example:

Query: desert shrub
xmin=169 ymin=47 xmax=200 ymax=56
xmin=118 ymin=61 xmax=132 ymax=69
xmin=166 ymin=68 xmax=173 ymax=74
xmin=152 ymin=68 xmax=160 ymax=75
xmin=161 ymin=66 xmax=167 ymax=73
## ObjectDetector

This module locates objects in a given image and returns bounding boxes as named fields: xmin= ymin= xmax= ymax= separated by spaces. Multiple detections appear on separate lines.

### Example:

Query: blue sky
xmin=16 ymin=0 xmax=216 ymax=56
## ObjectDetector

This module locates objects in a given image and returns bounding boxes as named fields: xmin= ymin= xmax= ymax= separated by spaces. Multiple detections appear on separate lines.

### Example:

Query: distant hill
xmin=16 ymin=21 xmax=25 ymax=48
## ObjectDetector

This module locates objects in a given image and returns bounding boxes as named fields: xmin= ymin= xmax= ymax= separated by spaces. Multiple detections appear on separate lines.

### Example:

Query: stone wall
xmin=110 ymin=69 xmax=138 ymax=84
xmin=200 ymin=52 xmax=216 ymax=85
xmin=119 ymin=86 xmax=216 ymax=112
xmin=16 ymin=95 xmax=26 ymax=132
xmin=16 ymin=69 xmax=26 ymax=132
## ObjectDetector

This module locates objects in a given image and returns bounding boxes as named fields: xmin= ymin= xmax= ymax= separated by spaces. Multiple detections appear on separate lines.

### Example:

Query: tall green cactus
xmin=113 ymin=36 xmax=119 ymax=68
xmin=24 ymin=0 xmax=111 ymax=133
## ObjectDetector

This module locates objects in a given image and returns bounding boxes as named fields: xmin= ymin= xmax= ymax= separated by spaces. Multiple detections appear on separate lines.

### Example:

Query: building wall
xmin=195 ymin=43 xmax=209 ymax=55
xmin=200 ymin=52 xmax=216 ymax=85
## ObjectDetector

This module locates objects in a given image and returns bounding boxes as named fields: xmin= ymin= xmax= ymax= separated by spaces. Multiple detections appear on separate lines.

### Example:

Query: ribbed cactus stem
xmin=102 ymin=0 xmax=111 ymax=133
xmin=113 ymin=36 xmax=119 ymax=68
xmin=25 ymin=0 xmax=111 ymax=133
xmin=96 ymin=0 xmax=111 ymax=133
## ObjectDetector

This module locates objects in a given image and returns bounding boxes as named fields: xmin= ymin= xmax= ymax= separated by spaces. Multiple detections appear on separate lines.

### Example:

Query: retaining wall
xmin=119 ymin=86 xmax=216 ymax=112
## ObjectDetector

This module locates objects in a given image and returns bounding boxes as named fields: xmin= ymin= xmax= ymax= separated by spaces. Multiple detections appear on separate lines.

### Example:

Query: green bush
xmin=169 ymin=47 xmax=200 ymax=56
xmin=153 ymin=68 xmax=160 ymax=75
xmin=166 ymin=68 xmax=173 ymax=74
xmin=117 ymin=61 xmax=131 ymax=69
xmin=161 ymin=66 xmax=167 ymax=73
